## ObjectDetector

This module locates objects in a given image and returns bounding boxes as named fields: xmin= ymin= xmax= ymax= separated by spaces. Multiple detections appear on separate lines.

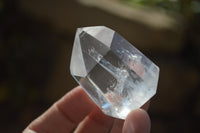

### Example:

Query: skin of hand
xmin=23 ymin=86 xmax=151 ymax=133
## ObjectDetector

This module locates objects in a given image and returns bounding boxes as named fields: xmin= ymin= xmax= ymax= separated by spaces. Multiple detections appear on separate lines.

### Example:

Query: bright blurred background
xmin=0 ymin=0 xmax=200 ymax=132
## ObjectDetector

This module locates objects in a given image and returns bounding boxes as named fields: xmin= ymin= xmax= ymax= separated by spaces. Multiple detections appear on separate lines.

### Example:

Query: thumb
xmin=122 ymin=109 xmax=151 ymax=133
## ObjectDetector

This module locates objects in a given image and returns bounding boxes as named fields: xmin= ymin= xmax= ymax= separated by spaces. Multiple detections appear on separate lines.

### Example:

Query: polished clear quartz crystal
xmin=70 ymin=26 xmax=159 ymax=119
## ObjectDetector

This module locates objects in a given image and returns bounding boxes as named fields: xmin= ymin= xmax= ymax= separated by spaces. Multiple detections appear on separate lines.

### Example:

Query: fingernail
xmin=123 ymin=120 xmax=135 ymax=133
xmin=126 ymin=122 xmax=135 ymax=133
xmin=23 ymin=128 xmax=37 ymax=133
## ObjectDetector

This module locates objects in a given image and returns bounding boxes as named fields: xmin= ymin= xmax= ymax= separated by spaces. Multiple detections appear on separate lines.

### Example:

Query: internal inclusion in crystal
xmin=70 ymin=26 xmax=159 ymax=119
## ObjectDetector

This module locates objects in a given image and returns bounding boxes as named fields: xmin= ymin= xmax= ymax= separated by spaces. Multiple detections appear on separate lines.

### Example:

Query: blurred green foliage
xmin=123 ymin=0 xmax=200 ymax=18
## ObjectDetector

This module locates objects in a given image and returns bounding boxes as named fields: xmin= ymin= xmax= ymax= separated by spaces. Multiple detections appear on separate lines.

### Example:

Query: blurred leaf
xmin=191 ymin=1 xmax=200 ymax=13
xmin=122 ymin=0 xmax=198 ymax=16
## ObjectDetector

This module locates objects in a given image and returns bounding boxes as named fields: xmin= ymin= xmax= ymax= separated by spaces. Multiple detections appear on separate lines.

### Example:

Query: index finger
xmin=23 ymin=86 xmax=96 ymax=133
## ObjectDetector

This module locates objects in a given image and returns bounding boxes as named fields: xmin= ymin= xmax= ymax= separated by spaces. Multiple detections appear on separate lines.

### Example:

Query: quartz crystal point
xmin=70 ymin=26 xmax=159 ymax=119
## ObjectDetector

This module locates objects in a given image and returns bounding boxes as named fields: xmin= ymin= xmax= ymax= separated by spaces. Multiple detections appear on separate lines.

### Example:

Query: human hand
xmin=23 ymin=86 xmax=151 ymax=133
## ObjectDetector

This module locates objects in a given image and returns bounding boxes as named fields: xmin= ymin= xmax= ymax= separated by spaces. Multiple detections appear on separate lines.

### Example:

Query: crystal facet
xmin=70 ymin=26 xmax=159 ymax=119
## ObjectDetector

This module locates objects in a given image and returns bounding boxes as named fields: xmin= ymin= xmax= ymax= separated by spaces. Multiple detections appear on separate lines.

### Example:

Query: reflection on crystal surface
xmin=70 ymin=26 xmax=159 ymax=119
